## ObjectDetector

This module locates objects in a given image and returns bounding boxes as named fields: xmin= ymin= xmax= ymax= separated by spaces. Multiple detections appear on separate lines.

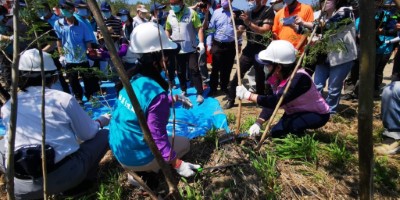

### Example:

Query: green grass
xmin=251 ymin=152 xmax=281 ymax=199
xmin=240 ymin=117 xmax=256 ymax=133
xmin=96 ymin=170 xmax=123 ymax=200
xmin=374 ymin=156 xmax=399 ymax=192
xmin=226 ymin=112 xmax=236 ymax=125
xmin=273 ymin=134 xmax=319 ymax=164
xmin=179 ymin=178 xmax=203 ymax=200
xmin=325 ymin=136 xmax=353 ymax=168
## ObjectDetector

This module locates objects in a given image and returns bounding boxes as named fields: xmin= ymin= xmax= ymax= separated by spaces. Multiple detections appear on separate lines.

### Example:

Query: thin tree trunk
xmin=6 ymin=1 xmax=20 ymax=199
xmin=358 ymin=0 xmax=375 ymax=199
xmin=227 ymin=0 xmax=242 ymax=135
xmin=127 ymin=170 xmax=159 ymax=200
xmin=86 ymin=1 xmax=182 ymax=199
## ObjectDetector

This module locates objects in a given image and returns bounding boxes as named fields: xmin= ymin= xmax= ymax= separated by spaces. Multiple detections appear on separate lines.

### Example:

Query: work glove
xmin=385 ymin=40 xmax=391 ymax=44
xmin=174 ymin=94 xmax=193 ymax=109
xmin=248 ymin=122 xmax=262 ymax=137
xmin=175 ymin=160 xmax=201 ymax=177
xmin=96 ymin=113 xmax=111 ymax=128
xmin=9 ymin=35 xmax=13 ymax=41
xmin=59 ymin=56 xmax=66 ymax=68
xmin=197 ymin=42 xmax=205 ymax=55
xmin=236 ymin=85 xmax=251 ymax=100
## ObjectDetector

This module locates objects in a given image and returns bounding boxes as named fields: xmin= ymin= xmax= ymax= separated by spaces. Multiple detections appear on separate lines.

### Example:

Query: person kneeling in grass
xmin=236 ymin=40 xmax=330 ymax=138
xmin=109 ymin=23 xmax=200 ymax=189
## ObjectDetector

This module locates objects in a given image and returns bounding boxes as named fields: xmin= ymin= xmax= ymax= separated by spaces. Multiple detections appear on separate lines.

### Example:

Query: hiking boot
xmin=223 ymin=100 xmax=234 ymax=109
xmin=196 ymin=94 xmax=204 ymax=104
xmin=374 ymin=137 xmax=400 ymax=155
xmin=341 ymin=93 xmax=356 ymax=101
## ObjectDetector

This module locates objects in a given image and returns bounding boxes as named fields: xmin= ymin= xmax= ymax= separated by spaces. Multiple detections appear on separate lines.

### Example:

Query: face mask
xmin=248 ymin=1 xmax=256 ymax=11
xmin=171 ymin=5 xmax=182 ymax=13
xmin=61 ymin=9 xmax=73 ymax=18
xmin=283 ymin=0 xmax=294 ymax=5
xmin=102 ymin=11 xmax=111 ymax=19
xmin=221 ymin=0 xmax=229 ymax=8
xmin=120 ymin=15 xmax=128 ymax=22
xmin=272 ymin=2 xmax=284 ymax=11
xmin=76 ymin=8 xmax=88 ymax=17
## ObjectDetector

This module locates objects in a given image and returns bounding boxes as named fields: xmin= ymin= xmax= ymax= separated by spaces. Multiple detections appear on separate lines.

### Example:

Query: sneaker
xmin=374 ymin=137 xmax=400 ymax=155
xmin=196 ymin=94 xmax=204 ymax=104
xmin=127 ymin=174 xmax=141 ymax=187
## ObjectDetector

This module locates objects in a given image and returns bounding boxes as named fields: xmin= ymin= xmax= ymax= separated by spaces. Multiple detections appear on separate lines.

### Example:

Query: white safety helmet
xmin=255 ymin=40 xmax=296 ymax=65
xmin=19 ymin=49 xmax=57 ymax=77
xmin=130 ymin=22 xmax=178 ymax=53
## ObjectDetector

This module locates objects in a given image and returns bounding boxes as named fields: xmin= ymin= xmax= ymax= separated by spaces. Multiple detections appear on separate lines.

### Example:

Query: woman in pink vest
xmin=236 ymin=40 xmax=330 ymax=138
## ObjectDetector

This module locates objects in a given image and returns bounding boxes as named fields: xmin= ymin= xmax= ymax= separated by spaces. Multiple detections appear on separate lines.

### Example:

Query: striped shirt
xmin=98 ymin=15 xmax=123 ymax=36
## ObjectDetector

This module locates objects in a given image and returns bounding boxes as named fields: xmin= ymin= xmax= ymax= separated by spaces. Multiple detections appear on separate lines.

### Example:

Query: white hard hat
xmin=255 ymin=40 xmax=296 ymax=65
xmin=130 ymin=22 xmax=178 ymax=53
xmin=19 ymin=49 xmax=57 ymax=76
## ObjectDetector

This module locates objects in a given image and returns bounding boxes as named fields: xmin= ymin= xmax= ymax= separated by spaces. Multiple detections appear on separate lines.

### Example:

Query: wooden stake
xmin=6 ymin=1 xmax=19 ymax=199
xmin=87 ymin=1 xmax=182 ymax=199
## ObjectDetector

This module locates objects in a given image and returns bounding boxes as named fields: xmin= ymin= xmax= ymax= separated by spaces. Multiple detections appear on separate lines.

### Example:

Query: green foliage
xmin=226 ymin=112 xmax=236 ymax=125
xmin=374 ymin=156 xmax=399 ymax=191
xmin=204 ymin=127 xmax=218 ymax=143
xmin=179 ymin=178 xmax=203 ymax=200
xmin=273 ymin=134 xmax=319 ymax=164
xmin=303 ymin=18 xmax=353 ymax=67
xmin=211 ymin=188 xmax=230 ymax=200
xmin=240 ymin=116 xmax=256 ymax=133
xmin=251 ymin=152 xmax=281 ymax=199
xmin=96 ymin=171 xmax=123 ymax=200
xmin=325 ymin=136 xmax=353 ymax=167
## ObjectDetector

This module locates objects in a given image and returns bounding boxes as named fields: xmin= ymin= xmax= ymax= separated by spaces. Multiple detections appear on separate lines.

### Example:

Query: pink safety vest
xmin=269 ymin=69 xmax=330 ymax=115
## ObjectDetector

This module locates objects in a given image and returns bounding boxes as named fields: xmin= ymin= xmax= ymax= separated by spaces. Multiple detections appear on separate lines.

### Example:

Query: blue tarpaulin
xmin=0 ymin=80 xmax=230 ymax=139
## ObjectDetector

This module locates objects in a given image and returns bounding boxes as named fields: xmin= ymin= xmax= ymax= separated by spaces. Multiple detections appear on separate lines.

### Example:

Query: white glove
xmin=385 ymin=40 xmax=391 ymax=44
xmin=248 ymin=122 xmax=261 ymax=137
xmin=59 ymin=56 xmax=66 ymax=67
xmin=236 ymin=85 xmax=251 ymax=100
xmin=174 ymin=94 xmax=193 ymax=109
xmin=197 ymin=42 xmax=205 ymax=55
xmin=9 ymin=35 xmax=13 ymax=41
xmin=96 ymin=113 xmax=111 ymax=128
xmin=175 ymin=161 xmax=201 ymax=177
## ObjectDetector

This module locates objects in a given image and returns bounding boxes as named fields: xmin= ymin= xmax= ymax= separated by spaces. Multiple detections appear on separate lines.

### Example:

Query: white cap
xmin=256 ymin=40 xmax=296 ymax=65
xmin=136 ymin=5 xmax=148 ymax=13
xmin=19 ymin=49 xmax=57 ymax=76
xmin=130 ymin=22 xmax=177 ymax=53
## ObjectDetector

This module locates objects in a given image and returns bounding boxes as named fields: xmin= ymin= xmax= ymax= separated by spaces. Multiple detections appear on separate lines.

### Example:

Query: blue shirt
xmin=206 ymin=7 xmax=237 ymax=47
xmin=375 ymin=9 xmax=396 ymax=54
xmin=74 ymin=14 xmax=97 ymax=44
xmin=43 ymin=14 xmax=59 ymax=28
xmin=54 ymin=17 xmax=94 ymax=63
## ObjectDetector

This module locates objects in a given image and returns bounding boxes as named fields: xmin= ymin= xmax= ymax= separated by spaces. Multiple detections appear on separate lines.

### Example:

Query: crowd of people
xmin=0 ymin=0 xmax=398 ymax=198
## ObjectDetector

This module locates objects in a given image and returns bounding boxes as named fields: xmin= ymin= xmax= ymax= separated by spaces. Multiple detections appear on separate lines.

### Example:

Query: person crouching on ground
xmin=236 ymin=40 xmax=330 ymax=138
xmin=0 ymin=49 xmax=111 ymax=199
xmin=109 ymin=23 xmax=200 ymax=186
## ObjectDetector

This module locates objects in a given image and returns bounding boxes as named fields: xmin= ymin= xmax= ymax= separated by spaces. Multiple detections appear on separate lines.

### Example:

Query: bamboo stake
xmin=358 ymin=0 xmax=375 ymax=198
xmin=6 ymin=1 xmax=19 ymax=199
xmin=23 ymin=1 xmax=50 ymax=198
xmin=255 ymin=0 xmax=328 ymax=151
xmin=227 ymin=0 xmax=242 ymax=135
xmin=127 ymin=171 xmax=159 ymax=200
xmin=86 ymin=1 xmax=181 ymax=199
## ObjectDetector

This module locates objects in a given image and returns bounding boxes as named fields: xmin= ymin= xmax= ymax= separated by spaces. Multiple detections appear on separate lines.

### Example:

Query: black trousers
xmin=227 ymin=49 xmax=266 ymax=101
xmin=65 ymin=62 xmax=100 ymax=101
xmin=53 ymin=57 xmax=71 ymax=94
xmin=210 ymin=40 xmax=236 ymax=92
xmin=170 ymin=52 xmax=203 ymax=95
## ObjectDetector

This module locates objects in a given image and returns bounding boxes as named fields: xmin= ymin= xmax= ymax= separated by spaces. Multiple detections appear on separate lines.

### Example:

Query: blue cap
xmin=150 ymin=3 xmax=166 ymax=13
xmin=100 ymin=1 xmax=111 ymax=11
xmin=59 ymin=0 xmax=74 ymax=8
xmin=117 ymin=9 xmax=129 ymax=16
xmin=74 ymin=0 xmax=87 ymax=8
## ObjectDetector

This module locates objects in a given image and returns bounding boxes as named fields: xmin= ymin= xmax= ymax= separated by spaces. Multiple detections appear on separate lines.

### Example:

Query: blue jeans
xmin=314 ymin=60 xmax=354 ymax=114
xmin=381 ymin=81 xmax=400 ymax=140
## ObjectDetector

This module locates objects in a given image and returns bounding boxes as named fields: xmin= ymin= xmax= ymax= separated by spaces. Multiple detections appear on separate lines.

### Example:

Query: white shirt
xmin=1 ymin=86 xmax=100 ymax=163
